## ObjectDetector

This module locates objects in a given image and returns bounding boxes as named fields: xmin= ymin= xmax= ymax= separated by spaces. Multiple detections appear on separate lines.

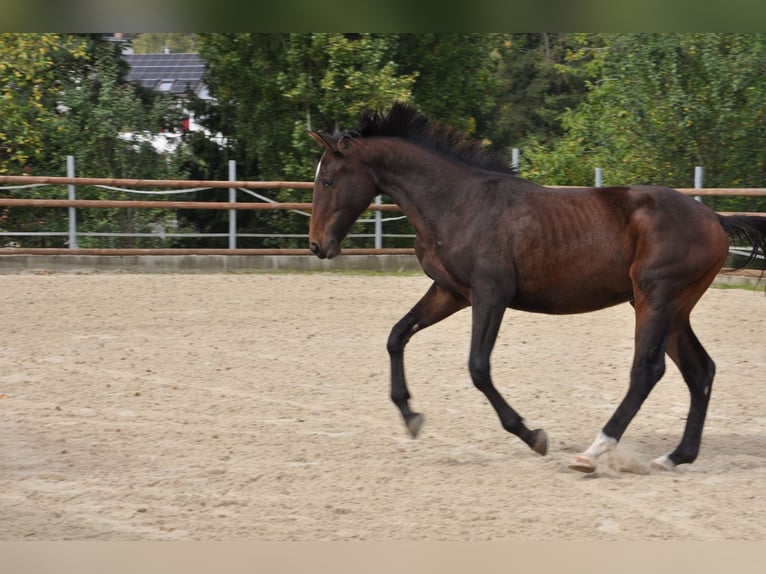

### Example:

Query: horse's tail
xmin=717 ymin=214 xmax=766 ymax=271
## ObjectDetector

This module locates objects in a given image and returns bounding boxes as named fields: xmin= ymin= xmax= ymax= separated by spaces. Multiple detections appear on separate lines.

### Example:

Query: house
xmin=122 ymin=52 xmax=222 ymax=153
xmin=123 ymin=52 xmax=209 ymax=100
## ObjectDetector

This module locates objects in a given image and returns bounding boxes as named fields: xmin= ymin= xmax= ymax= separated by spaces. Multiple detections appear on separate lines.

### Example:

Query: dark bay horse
xmin=308 ymin=102 xmax=766 ymax=473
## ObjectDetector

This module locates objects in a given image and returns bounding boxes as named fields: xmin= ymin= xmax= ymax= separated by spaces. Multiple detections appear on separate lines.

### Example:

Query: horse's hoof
xmin=569 ymin=454 xmax=597 ymax=473
xmin=405 ymin=413 xmax=424 ymax=438
xmin=650 ymin=455 xmax=675 ymax=471
xmin=530 ymin=428 xmax=548 ymax=456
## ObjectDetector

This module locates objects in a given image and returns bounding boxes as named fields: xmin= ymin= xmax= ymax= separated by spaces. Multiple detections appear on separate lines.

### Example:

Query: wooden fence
xmin=1 ymin=174 xmax=765 ymax=257
xmin=0 ymin=174 xmax=406 ymax=255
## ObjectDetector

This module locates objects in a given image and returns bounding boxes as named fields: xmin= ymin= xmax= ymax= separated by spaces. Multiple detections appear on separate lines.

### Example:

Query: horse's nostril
xmin=309 ymin=241 xmax=320 ymax=255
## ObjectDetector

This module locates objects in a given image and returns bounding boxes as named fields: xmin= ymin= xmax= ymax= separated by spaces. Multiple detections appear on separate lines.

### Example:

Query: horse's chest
xmin=415 ymin=238 xmax=471 ymax=301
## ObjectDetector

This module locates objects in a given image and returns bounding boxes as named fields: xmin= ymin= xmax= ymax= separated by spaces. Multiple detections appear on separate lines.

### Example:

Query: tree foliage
xmin=1 ymin=34 xmax=187 ymax=247
xmin=523 ymin=33 xmax=766 ymax=194
xmin=0 ymin=34 xmax=86 ymax=174
xmin=194 ymin=33 xmax=417 ymax=183
xmin=392 ymin=33 xmax=503 ymax=137
xmin=487 ymin=33 xmax=597 ymax=152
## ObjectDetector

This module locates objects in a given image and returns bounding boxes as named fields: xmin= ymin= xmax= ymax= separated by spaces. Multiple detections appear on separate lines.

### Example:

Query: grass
xmin=711 ymin=281 xmax=765 ymax=292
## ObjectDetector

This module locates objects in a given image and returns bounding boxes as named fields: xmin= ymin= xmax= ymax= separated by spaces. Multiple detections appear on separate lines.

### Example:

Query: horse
xmin=307 ymin=102 xmax=766 ymax=473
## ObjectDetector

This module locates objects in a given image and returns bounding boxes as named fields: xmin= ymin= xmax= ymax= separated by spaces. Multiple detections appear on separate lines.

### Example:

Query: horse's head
xmin=308 ymin=131 xmax=377 ymax=259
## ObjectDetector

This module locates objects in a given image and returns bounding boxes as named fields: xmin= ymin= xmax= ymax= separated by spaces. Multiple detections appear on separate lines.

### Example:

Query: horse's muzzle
xmin=309 ymin=239 xmax=339 ymax=259
xmin=309 ymin=241 xmax=325 ymax=259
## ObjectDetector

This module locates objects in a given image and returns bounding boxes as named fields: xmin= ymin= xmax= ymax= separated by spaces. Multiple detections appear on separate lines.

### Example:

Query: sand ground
xmin=1 ymin=272 xmax=764 ymax=540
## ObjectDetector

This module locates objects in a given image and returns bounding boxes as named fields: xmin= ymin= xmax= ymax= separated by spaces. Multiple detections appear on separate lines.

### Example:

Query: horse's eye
xmin=322 ymin=178 xmax=333 ymax=188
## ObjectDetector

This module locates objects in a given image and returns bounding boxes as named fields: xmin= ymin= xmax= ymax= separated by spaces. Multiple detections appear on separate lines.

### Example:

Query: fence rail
xmin=0 ymin=198 xmax=398 ymax=211
xmin=2 ymin=170 xmax=766 ymax=258
xmin=0 ymin=174 xmax=314 ymax=190
xmin=0 ymin=162 xmax=407 ymax=252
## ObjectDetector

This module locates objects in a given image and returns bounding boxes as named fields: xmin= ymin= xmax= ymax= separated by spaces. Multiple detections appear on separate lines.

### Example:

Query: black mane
xmin=352 ymin=102 xmax=517 ymax=175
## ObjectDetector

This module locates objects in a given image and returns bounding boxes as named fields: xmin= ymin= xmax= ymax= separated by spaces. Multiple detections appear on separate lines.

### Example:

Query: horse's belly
xmin=511 ymin=273 xmax=633 ymax=314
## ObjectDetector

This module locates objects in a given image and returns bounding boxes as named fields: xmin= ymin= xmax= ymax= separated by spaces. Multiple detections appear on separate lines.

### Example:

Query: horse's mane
xmin=352 ymin=102 xmax=518 ymax=175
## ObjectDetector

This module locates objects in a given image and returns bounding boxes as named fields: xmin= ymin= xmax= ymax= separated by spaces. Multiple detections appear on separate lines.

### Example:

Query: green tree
xmin=392 ymin=33 xmax=502 ymax=137
xmin=50 ymin=35 xmax=187 ymax=248
xmin=54 ymin=35 xmax=181 ymax=179
xmin=0 ymin=34 xmax=187 ymax=248
xmin=523 ymin=33 xmax=766 ymax=204
xmin=488 ymin=33 xmax=600 ymax=152
xmin=196 ymin=33 xmax=415 ymax=182
xmin=0 ymin=34 xmax=87 ymax=174
xmin=0 ymin=34 xmax=86 ymax=247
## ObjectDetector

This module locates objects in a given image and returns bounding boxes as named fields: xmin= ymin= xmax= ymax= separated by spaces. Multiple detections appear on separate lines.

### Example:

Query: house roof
xmin=124 ymin=53 xmax=207 ymax=98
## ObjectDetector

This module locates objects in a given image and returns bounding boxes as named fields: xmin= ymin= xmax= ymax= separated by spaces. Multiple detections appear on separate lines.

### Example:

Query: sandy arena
xmin=0 ymin=271 xmax=764 ymax=540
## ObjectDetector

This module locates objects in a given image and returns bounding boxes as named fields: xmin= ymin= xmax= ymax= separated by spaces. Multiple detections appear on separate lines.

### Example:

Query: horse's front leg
xmin=387 ymin=281 xmax=467 ymax=437
xmin=468 ymin=290 xmax=548 ymax=455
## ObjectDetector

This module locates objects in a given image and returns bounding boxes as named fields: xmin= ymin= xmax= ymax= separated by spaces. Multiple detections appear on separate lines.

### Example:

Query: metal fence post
xmin=511 ymin=148 xmax=519 ymax=171
xmin=67 ymin=155 xmax=78 ymax=249
xmin=694 ymin=165 xmax=704 ymax=202
xmin=374 ymin=195 xmax=382 ymax=249
xmin=595 ymin=167 xmax=603 ymax=188
xmin=228 ymin=160 xmax=237 ymax=249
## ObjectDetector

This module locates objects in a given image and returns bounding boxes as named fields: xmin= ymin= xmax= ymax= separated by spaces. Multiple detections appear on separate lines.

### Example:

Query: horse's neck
xmin=366 ymin=143 xmax=481 ymax=290
xmin=369 ymin=142 xmax=465 ymax=222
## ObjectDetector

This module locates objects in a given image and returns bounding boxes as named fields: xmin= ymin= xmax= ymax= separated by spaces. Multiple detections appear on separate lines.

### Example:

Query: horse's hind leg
xmin=571 ymin=261 xmax=722 ymax=473
xmin=652 ymin=312 xmax=716 ymax=471
xmin=570 ymin=296 xmax=673 ymax=472
xmin=387 ymin=282 xmax=467 ymax=437
xmin=650 ymin=229 xmax=727 ymax=469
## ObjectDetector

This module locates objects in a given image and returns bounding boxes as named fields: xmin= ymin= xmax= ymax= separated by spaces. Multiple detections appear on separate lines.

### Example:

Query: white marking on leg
xmin=584 ymin=431 xmax=618 ymax=460
xmin=650 ymin=455 xmax=676 ymax=471
xmin=570 ymin=431 xmax=618 ymax=472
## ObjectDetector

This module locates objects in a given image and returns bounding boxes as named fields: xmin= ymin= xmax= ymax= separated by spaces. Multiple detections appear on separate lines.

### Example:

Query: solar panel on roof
xmin=124 ymin=53 xmax=205 ymax=95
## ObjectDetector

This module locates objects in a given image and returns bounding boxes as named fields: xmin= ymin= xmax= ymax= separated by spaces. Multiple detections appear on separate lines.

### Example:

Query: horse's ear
xmin=309 ymin=130 xmax=357 ymax=155
xmin=309 ymin=131 xmax=337 ymax=151
xmin=336 ymin=134 xmax=354 ymax=152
